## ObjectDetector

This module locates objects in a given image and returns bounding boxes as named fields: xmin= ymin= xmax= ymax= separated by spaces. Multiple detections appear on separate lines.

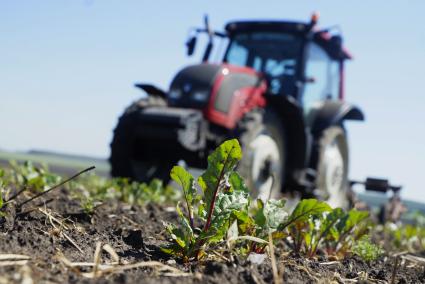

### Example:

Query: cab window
xmin=224 ymin=32 xmax=302 ymax=95
xmin=302 ymin=43 xmax=340 ymax=115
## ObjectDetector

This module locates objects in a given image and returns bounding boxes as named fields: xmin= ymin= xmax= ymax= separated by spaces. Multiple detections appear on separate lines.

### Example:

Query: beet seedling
xmin=295 ymin=207 xmax=369 ymax=257
xmin=231 ymin=198 xmax=289 ymax=253
xmin=283 ymin=199 xmax=332 ymax=254
xmin=280 ymin=201 xmax=369 ymax=258
xmin=162 ymin=139 xmax=250 ymax=261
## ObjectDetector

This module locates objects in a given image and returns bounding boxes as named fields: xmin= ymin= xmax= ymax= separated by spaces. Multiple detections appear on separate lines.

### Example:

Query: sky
xmin=1 ymin=1 xmax=424 ymax=201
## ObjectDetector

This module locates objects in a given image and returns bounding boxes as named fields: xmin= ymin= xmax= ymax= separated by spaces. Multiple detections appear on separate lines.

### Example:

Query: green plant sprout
xmin=7 ymin=160 xmax=62 ymax=192
xmin=352 ymin=235 xmax=383 ymax=262
xmin=68 ymin=175 xmax=180 ymax=214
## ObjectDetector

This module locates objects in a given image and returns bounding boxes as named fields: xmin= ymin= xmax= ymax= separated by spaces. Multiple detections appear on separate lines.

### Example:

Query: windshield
xmin=223 ymin=32 xmax=302 ymax=95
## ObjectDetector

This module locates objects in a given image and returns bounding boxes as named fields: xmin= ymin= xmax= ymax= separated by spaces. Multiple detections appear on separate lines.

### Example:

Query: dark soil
xmin=1 ymin=187 xmax=424 ymax=284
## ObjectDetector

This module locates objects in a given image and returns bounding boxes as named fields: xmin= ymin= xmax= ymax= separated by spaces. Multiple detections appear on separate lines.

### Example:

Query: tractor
xmin=109 ymin=13 xmax=364 ymax=208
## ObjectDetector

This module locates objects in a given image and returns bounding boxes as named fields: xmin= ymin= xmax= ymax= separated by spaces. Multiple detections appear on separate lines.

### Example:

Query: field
xmin=1 ymin=143 xmax=425 ymax=283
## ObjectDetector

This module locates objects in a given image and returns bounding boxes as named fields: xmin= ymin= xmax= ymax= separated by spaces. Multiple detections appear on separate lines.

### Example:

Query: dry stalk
xmin=0 ymin=254 xmax=31 ymax=267
xmin=121 ymin=215 xmax=142 ymax=228
xmin=390 ymin=257 xmax=399 ymax=284
xmin=37 ymin=207 xmax=84 ymax=254
xmin=0 ymin=254 xmax=30 ymax=261
xmin=283 ymin=259 xmax=320 ymax=282
xmin=102 ymin=244 xmax=120 ymax=264
xmin=0 ymin=260 xmax=29 ymax=267
xmin=93 ymin=242 xmax=103 ymax=277
xmin=268 ymin=233 xmax=282 ymax=284
xmin=57 ymin=243 xmax=190 ymax=279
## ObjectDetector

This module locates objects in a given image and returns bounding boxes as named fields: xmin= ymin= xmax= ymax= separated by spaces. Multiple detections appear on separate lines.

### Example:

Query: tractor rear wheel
xmin=109 ymin=96 xmax=173 ymax=183
xmin=316 ymin=126 xmax=349 ymax=208
xmin=238 ymin=110 xmax=286 ymax=202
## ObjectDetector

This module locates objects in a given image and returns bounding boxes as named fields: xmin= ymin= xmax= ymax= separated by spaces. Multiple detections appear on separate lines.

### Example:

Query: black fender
xmin=265 ymin=95 xmax=308 ymax=186
xmin=309 ymin=101 xmax=365 ymax=137
xmin=134 ymin=83 xmax=167 ymax=98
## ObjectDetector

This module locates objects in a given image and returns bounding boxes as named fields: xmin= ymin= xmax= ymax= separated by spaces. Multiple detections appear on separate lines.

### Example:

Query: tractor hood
xmin=168 ymin=63 xmax=222 ymax=109
xmin=167 ymin=63 xmax=266 ymax=129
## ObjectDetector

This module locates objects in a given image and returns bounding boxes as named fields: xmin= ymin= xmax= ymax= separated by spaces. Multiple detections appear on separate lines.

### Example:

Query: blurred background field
xmin=1 ymin=0 xmax=424 ymax=202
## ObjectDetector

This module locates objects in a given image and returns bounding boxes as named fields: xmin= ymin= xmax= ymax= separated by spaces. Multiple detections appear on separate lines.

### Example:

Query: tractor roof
xmin=225 ymin=20 xmax=309 ymax=34
xmin=225 ymin=20 xmax=352 ymax=60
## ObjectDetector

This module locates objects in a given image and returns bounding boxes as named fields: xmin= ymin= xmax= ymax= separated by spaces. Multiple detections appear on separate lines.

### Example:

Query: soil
xmin=1 ymin=187 xmax=424 ymax=284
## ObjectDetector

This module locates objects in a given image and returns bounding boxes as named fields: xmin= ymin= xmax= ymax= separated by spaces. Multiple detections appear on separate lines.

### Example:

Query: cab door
xmin=301 ymin=42 xmax=341 ymax=123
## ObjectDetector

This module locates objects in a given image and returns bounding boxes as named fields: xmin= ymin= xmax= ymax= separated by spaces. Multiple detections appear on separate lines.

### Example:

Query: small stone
xmin=247 ymin=253 xmax=267 ymax=265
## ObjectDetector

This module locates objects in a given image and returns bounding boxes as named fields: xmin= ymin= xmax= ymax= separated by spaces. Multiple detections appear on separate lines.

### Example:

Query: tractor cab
xmin=184 ymin=14 xmax=352 ymax=123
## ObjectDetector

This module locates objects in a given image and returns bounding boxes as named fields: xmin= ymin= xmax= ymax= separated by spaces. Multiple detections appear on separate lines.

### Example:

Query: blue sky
xmin=1 ymin=1 xmax=424 ymax=201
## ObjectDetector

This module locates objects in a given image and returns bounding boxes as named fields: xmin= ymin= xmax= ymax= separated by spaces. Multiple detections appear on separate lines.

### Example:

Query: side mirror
xmin=330 ymin=35 xmax=342 ymax=47
xmin=186 ymin=36 xmax=197 ymax=56
xmin=330 ymin=35 xmax=344 ymax=56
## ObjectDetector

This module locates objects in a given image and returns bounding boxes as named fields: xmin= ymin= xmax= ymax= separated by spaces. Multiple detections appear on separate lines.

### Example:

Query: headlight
xmin=192 ymin=90 xmax=209 ymax=102
xmin=169 ymin=89 xmax=182 ymax=99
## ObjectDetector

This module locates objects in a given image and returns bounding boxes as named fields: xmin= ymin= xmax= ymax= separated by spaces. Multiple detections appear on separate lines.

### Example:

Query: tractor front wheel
xmin=316 ymin=126 xmax=349 ymax=208
xmin=238 ymin=110 xmax=286 ymax=202
xmin=109 ymin=96 xmax=173 ymax=183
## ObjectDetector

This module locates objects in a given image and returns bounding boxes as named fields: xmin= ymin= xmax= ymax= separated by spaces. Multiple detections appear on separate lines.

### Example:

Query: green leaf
xmin=322 ymin=208 xmax=345 ymax=238
xmin=214 ymin=190 xmax=249 ymax=216
xmin=170 ymin=166 xmax=196 ymax=206
xmin=336 ymin=209 xmax=368 ymax=235
xmin=198 ymin=200 xmax=207 ymax=220
xmin=198 ymin=139 xmax=242 ymax=215
xmin=229 ymin=172 xmax=248 ymax=193
xmin=170 ymin=166 xmax=196 ymax=228
xmin=165 ymin=223 xmax=187 ymax=249
xmin=346 ymin=209 xmax=369 ymax=229
xmin=163 ymin=201 xmax=196 ymax=257
xmin=254 ymin=199 xmax=288 ymax=237
xmin=232 ymin=210 xmax=254 ymax=233
xmin=161 ymin=243 xmax=184 ymax=256
xmin=200 ymin=190 xmax=249 ymax=244
xmin=282 ymin=199 xmax=331 ymax=229
xmin=263 ymin=199 xmax=288 ymax=233
xmin=254 ymin=199 xmax=266 ymax=228
xmin=0 ymin=191 xmax=3 ymax=210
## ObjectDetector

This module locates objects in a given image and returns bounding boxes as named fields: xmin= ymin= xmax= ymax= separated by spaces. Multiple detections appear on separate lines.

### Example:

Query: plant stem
xmin=182 ymin=193 xmax=194 ymax=230
xmin=202 ymin=154 xmax=231 ymax=233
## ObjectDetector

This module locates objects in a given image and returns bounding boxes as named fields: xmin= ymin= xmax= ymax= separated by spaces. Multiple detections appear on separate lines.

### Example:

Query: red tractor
xmin=110 ymin=14 xmax=364 ymax=208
